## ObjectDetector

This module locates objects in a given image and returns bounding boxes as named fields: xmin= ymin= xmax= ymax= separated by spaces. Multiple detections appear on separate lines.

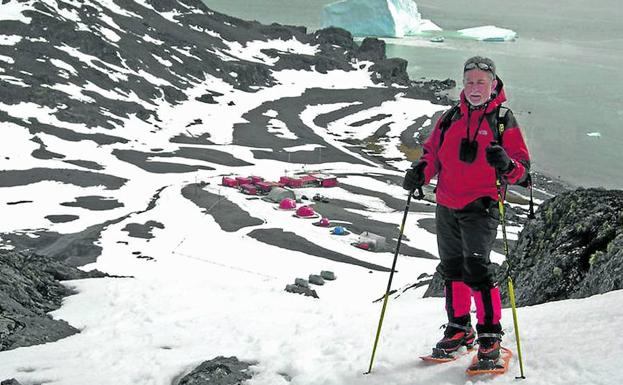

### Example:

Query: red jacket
xmin=421 ymin=78 xmax=530 ymax=209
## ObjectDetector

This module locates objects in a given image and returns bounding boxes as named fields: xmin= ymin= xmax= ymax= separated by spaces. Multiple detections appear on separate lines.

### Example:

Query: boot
xmin=476 ymin=323 xmax=503 ymax=362
xmin=432 ymin=317 xmax=475 ymax=358
xmin=477 ymin=332 xmax=502 ymax=361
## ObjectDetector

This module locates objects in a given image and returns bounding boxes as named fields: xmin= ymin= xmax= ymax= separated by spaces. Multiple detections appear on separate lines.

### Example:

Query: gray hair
xmin=463 ymin=56 xmax=496 ymax=80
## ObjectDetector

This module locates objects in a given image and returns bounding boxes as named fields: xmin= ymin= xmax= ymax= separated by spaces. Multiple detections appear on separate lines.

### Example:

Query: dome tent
xmin=294 ymin=205 xmax=319 ymax=219
xmin=277 ymin=198 xmax=297 ymax=210
xmin=312 ymin=217 xmax=331 ymax=227
xmin=330 ymin=226 xmax=350 ymax=236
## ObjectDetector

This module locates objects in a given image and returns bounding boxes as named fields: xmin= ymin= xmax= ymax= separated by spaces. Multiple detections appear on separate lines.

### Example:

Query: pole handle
xmin=411 ymin=186 xmax=424 ymax=200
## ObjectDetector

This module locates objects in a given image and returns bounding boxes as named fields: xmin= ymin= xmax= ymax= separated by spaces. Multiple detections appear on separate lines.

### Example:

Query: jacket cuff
xmin=503 ymin=160 xmax=525 ymax=184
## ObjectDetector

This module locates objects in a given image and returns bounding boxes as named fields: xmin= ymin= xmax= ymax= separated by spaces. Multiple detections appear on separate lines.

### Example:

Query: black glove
xmin=403 ymin=161 xmax=426 ymax=191
xmin=485 ymin=144 xmax=514 ymax=173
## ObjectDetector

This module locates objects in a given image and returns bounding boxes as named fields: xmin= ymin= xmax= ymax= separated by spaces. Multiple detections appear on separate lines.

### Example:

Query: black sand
xmin=248 ymin=228 xmax=391 ymax=272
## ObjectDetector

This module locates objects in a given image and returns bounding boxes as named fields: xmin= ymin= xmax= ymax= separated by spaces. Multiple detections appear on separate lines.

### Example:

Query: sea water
xmin=204 ymin=0 xmax=623 ymax=189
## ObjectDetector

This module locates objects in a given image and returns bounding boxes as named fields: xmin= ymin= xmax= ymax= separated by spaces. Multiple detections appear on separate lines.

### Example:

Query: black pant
xmin=435 ymin=198 xmax=499 ymax=289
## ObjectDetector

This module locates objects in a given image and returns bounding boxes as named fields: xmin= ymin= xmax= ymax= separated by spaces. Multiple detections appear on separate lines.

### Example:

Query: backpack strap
xmin=494 ymin=105 xmax=536 ymax=219
xmin=439 ymin=104 xmax=507 ymax=147
xmin=493 ymin=105 xmax=509 ymax=144
xmin=437 ymin=104 xmax=460 ymax=148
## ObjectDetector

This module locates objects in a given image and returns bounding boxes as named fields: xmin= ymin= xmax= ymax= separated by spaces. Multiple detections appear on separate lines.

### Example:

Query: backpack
xmin=436 ymin=104 xmax=535 ymax=219
xmin=437 ymin=104 xmax=508 ymax=147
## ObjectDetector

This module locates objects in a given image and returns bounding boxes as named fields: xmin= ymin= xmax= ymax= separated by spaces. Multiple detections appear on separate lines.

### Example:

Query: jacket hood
xmin=459 ymin=76 xmax=507 ymax=114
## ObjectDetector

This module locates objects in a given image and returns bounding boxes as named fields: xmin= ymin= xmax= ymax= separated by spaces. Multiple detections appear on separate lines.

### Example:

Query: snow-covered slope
xmin=0 ymin=0 xmax=621 ymax=384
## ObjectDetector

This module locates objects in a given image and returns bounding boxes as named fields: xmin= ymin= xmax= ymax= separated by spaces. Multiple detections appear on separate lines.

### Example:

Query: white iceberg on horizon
xmin=321 ymin=0 xmax=439 ymax=38
xmin=457 ymin=25 xmax=518 ymax=41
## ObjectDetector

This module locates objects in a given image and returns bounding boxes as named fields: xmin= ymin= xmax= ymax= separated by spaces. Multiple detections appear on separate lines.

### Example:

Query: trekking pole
xmin=494 ymin=176 xmax=526 ymax=379
xmin=364 ymin=186 xmax=424 ymax=375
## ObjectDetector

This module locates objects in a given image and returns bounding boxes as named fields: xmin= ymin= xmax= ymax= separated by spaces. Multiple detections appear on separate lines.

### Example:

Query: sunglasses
xmin=464 ymin=62 xmax=494 ymax=73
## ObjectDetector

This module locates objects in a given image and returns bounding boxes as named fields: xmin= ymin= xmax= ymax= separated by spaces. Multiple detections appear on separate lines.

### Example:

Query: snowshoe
xmin=420 ymin=322 xmax=475 ymax=363
xmin=466 ymin=346 xmax=512 ymax=376
xmin=420 ymin=345 xmax=473 ymax=363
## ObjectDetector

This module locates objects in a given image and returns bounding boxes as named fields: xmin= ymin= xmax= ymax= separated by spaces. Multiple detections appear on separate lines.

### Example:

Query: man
xmin=403 ymin=56 xmax=530 ymax=364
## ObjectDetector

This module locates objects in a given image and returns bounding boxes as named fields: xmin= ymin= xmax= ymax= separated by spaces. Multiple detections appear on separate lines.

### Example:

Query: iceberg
xmin=321 ymin=0 xmax=437 ymax=38
xmin=457 ymin=25 xmax=518 ymax=41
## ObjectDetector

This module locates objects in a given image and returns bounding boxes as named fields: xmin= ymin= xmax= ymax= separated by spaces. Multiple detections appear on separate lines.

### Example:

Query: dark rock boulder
xmin=311 ymin=27 xmax=355 ymax=50
xmin=0 ymin=251 xmax=108 ymax=351
xmin=504 ymin=188 xmax=623 ymax=306
xmin=1 ymin=379 xmax=22 ymax=385
xmin=176 ymin=356 xmax=253 ymax=385
xmin=285 ymin=284 xmax=319 ymax=299
xmin=370 ymin=58 xmax=410 ymax=86
xmin=356 ymin=37 xmax=386 ymax=62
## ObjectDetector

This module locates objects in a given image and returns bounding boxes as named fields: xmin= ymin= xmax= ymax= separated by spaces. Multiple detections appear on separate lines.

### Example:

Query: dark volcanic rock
xmin=177 ymin=356 xmax=253 ymax=385
xmin=248 ymin=228 xmax=391 ymax=271
xmin=1 ymin=379 xmax=22 ymax=385
xmin=311 ymin=27 xmax=356 ymax=50
xmin=356 ymin=37 xmax=386 ymax=62
xmin=122 ymin=220 xmax=165 ymax=239
xmin=285 ymin=284 xmax=319 ymax=298
xmin=30 ymin=136 xmax=65 ymax=160
xmin=504 ymin=188 xmax=623 ymax=306
xmin=61 ymin=196 xmax=124 ymax=211
xmin=370 ymin=58 xmax=410 ymax=86
xmin=2 ymin=187 xmax=166 ymax=267
xmin=0 ymin=168 xmax=127 ymax=189
xmin=1 ymin=216 xmax=130 ymax=267
xmin=181 ymin=184 xmax=263 ymax=232
xmin=45 ymin=214 xmax=80 ymax=223
xmin=170 ymin=133 xmax=214 ymax=146
xmin=62 ymin=159 xmax=106 ymax=171
xmin=112 ymin=150 xmax=216 ymax=174
xmin=0 ymin=251 xmax=107 ymax=351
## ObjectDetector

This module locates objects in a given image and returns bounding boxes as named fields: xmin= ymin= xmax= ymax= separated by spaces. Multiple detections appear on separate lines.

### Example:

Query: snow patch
xmin=221 ymin=38 xmax=318 ymax=66
xmin=0 ymin=1 xmax=32 ymax=24
xmin=0 ymin=35 xmax=23 ymax=45
xmin=142 ymin=34 xmax=165 ymax=46
xmin=267 ymin=118 xmax=298 ymax=140
xmin=152 ymin=54 xmax=173 ymax=67
xmin=0 ymin=76 xmax=29 ymax=87
xmin=98 ymin=26 xmax=122 ymax=43
xmin=50 ymin=59 xmax=79 ymax=76
xmin=0 ymin=55 xmax=14 ymax=64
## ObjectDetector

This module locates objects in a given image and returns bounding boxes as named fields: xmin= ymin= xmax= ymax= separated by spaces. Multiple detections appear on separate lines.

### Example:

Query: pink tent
xmin=278 ymin=198 xmax=297 ymax=210
xmin=294 ymin=205 xmax=318 ymax=219
xmin=313 ymin=217 xmax=331 ymax=227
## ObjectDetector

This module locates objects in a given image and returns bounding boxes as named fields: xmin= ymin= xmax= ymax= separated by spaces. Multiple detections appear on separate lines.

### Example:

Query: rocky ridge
xmin=0 ymin=251 xmax=108 ymax=352
xmin=505 ymin=188 xmax=623 ymax=306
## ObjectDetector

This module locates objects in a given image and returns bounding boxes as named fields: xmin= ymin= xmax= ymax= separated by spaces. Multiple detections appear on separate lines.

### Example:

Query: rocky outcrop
xmin=424 ymin=188 xmax=622 ymax=305
xmin=0 ymin=379 xmax=22 ymax=385
xmin=355 ymin=37 xmax=386 ymax=62
xmin=0 ymin=251 xmax=107 ymax=351
xmin=504 ymin=188 xmax=623 ymax=306
xmin=176 ymin=356 xmax=254 ymax=385
xmin=369 ymin=58 xmax=410 ymax=86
